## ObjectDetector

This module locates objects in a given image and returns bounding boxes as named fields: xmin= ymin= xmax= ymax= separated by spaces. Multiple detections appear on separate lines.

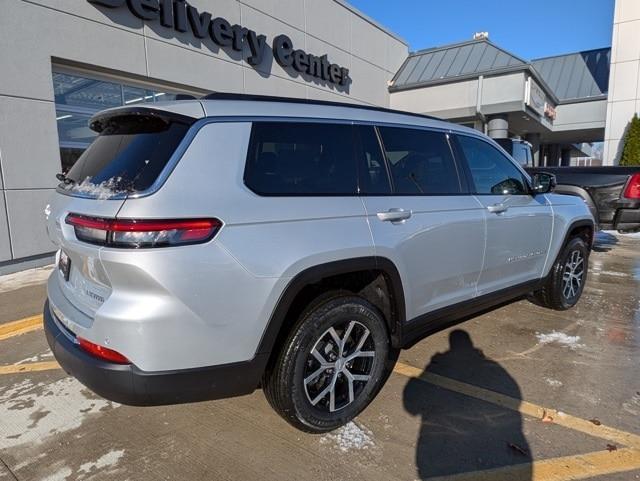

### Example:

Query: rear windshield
xmin=62 ymin=114 xmax=190 ymax=198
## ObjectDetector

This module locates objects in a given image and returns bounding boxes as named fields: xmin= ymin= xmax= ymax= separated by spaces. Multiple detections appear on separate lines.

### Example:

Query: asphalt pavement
xmin=0 ymin=232 xmax=638 ymax=481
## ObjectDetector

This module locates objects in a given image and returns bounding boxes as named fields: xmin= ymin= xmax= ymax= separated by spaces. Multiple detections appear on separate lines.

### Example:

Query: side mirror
xmin=531 ymin=172 xmax=556 ymax=194
xmin=491 ymin=178 xmax=525 ymax=195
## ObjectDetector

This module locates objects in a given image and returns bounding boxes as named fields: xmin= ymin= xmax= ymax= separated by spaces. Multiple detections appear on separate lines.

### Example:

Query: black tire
xmin=263 ymin=293 xmax=394 ymax=433
xmin=532 ymin=236 xmax=589 ymax=310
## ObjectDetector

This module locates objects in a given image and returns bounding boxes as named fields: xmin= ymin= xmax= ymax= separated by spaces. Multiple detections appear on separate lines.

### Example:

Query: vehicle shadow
xmin=592 ymin=231 xmax=619 ymax=253
xmin=403 ymin=330 xmax=532 ymax=480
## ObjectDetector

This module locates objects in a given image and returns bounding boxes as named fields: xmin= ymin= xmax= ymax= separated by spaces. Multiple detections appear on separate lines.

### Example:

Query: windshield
xmin=511 ymin=142 xmax=532 ymax=167
xmin=62 ymin=114 xmax=190 ymax=198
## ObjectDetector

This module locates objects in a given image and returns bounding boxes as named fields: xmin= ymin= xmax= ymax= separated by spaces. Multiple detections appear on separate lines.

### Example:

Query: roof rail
xmin=200 ymin=92 xmax=440 ymax=121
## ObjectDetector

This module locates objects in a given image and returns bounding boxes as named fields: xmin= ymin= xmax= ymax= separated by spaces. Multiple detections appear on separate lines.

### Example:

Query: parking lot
xmin=0 ymin=232 xmax=638 ymax=481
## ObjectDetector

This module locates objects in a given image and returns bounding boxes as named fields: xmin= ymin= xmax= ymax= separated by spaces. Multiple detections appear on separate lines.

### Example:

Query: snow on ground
xmin=78 ymin=449 xmax=125 ymax=475
xmin=0 ymin=265 xmax=54 ymax=293
xmin=319 ymin=422 xmax=375 ymax=452
xmin=39 ymin=466 xmax=72 ymax=481
xmin=0 ymin=377 xmax=119 ymax=450
xmin=602 ymin=230 xmax=640 ymax=239
xmin=544 ymin=378 xmax=563 ymax=388
xmin=591 ymin=268 xmax=629 ymax=277
xmin=536 ymin=331 xmax=585 ymax=350
xmin=16 ymin=350 xmax=54 ymax=364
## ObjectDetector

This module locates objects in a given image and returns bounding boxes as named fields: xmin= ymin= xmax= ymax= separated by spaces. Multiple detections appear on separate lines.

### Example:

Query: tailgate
xmin=588 ymin=184 xmax=626 ymax=225
xmin=45 ymin=106 xmax=198 ymax=322
xmin=46 ymin=191 xmax=124 ymax=322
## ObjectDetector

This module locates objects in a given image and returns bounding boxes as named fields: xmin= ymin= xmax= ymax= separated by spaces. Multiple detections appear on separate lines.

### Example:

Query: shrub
xmin=620 ymin=113 xmax=640 ymax=166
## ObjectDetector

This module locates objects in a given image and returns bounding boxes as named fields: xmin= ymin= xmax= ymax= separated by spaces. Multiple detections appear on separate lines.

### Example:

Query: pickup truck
xmin=495 ymin=138 xmax=640 ymax=233
xmin=526 ymin=166 xmax=640 ymax=233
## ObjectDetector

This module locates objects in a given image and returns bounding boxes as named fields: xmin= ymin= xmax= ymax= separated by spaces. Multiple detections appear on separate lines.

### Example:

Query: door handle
xmin=487 ymin=203 xmax=508 ymax=214
xmin=377 ymin=208 xmax=412 ymax=223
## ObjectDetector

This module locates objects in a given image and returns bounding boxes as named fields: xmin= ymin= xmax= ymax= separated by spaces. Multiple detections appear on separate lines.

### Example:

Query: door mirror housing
xmin=531 ymin=172 xmax=556 ymax=194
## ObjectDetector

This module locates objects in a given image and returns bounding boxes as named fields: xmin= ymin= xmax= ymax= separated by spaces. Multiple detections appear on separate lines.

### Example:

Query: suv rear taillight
xmin=623 ymin=173 xmax=640 ymax=199
xmin=65 ymin=214 xmax=221 ymax=248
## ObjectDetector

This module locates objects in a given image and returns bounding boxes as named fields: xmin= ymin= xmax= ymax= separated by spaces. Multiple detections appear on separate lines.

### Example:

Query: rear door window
xmin=377 ymin=127 xmax=462 ymax=195
xmin=63 ymin=114 xmax=191 ymax=197
xmin=244 ymin=122 xmax=357 ymax=195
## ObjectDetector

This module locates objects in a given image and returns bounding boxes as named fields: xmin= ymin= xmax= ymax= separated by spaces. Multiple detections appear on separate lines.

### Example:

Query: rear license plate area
xmin=59 ymin=250 xmax=71 ymax=281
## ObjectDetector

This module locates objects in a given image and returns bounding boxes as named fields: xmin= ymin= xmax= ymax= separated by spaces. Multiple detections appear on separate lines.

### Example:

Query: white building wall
xmin=389 ymin=72 xmax=527 ymax=121
xmin=603 ymin=0 xmax=640 ymax=165
xmin=554 ymin=100 xmax=608 ymax=132
xmin=389 ymin=79 xmax=479 ymax=118
xmin=0 ymin=0 xmax=408 ymax=270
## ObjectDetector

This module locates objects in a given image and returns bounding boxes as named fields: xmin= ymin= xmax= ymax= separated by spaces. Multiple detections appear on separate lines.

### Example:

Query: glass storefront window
xmin=53 ymin=73 xmax=122 ymax=110
xmin=56 ymin=110 xmax=96 ymax=145
xmin=123 ymin=86 xmax=154 ymax=105
xmin=52 ymin=71 xmax=185 ymax=173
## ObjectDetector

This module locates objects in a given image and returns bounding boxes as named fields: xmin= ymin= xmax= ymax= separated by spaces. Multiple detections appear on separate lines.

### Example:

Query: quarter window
xmin=377 ymin=127 xmax=461 ymax=195
xmin=456 ymin=135 xmax=529 ymax=195
xmin=244 ymin=122 xmax=357 ymax=195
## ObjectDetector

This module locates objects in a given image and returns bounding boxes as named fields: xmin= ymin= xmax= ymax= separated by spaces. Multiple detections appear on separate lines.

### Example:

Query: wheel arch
xmin=255 ymin=257 xmax=406 ymax=371
xmin=564 ymin=219 xmax=595 ymax=250
xmin=553 ymin=185 xmax=599 ymax=226
xmin=544 ymin=218 xmax=595 ymax=279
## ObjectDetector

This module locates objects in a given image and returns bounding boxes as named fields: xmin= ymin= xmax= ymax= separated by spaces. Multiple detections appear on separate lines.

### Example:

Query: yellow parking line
xmin=425 ymin=448 xmax=640 ymax=481
xmin=0 ymin=315 xmax=43 ymax=341
xmin=0 ymin=361 xmax=60 ymax=375
xmin=393 ymin=362 xmax=640 ymax=449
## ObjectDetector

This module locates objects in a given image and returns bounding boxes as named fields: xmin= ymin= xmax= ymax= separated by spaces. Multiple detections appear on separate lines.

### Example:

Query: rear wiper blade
xmin=55 ymin=173 xmax=75 ymax=185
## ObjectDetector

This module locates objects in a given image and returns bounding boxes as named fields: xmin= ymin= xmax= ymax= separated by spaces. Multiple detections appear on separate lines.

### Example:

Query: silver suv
xmin=44 ymin=94 xmax=594 ymax=432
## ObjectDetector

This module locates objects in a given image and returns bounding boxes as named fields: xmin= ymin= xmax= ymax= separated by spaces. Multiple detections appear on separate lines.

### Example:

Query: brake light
xmin=78 ymin=337 xmax=130 ymax=364
xmin=623 ymin=173 xmax=640 ymax=199
xmin=65 ymin=214 xmax=221 ymax=248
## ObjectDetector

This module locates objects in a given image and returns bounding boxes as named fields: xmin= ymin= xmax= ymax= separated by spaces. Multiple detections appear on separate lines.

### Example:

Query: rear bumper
xmin=44 ymin=300 xmax=267 ymax=406
xmin=614 ymin=207 xmax=640 ymax=233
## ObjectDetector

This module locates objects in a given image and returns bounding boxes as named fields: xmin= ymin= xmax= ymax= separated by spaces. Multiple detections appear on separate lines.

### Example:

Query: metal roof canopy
xmin=392 ymin=39 xmax=526 ymax=90
xmin=391 ymin=39 xmax=610 ymax=104
xmin=531 ymin=48 xmax=610 ymax=102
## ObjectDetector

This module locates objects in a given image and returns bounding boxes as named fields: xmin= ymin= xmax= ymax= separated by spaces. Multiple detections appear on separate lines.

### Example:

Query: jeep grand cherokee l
xmin=44 ymin=94 xmax=594 ymax=432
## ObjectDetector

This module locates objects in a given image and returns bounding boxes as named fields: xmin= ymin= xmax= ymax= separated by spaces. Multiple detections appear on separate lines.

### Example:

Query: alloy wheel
xmin=562 ymin=249 xmax=585 ymax=300
xmin=303 ymin=320 xmax=376 ymax=412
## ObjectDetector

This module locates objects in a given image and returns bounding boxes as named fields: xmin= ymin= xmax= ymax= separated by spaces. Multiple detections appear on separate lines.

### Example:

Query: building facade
xmin=388 ymin=39 xmax=610 ymax=167
xmin=0 ymin=0 xmax=408 ymax=273
xmin=1 ymin=0 xmax=632 ymax=273
xmin=603 ymin=0 xmax=640 ymax=165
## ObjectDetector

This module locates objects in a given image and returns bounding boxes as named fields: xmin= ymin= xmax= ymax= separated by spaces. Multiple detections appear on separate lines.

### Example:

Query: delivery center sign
xmin=88 ymin=0 xmax=351 ymax=87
